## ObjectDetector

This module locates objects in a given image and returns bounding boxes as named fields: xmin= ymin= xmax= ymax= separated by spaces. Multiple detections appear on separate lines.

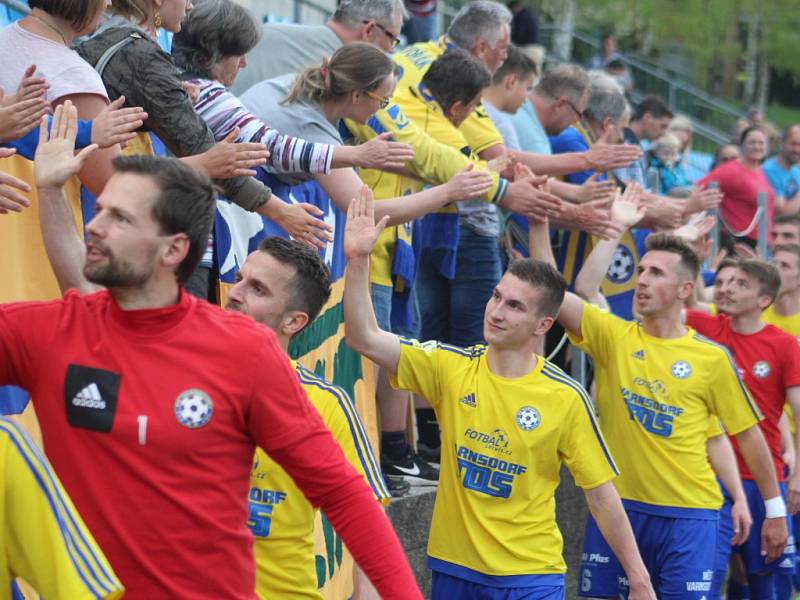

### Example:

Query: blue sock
xmin=747 ymin=572 xmax=776 ymax=600
xmin=775 ymin=572 xmax=793 ymax=600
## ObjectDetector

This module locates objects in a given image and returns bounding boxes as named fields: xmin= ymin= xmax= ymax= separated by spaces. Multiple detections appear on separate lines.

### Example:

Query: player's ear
xmin=162 ymin=233 xmax=190 ymax=271
xmin=676 ymin=279 xmax=694 ymax=302
xmin=533 ymin=315 xmax=554 ymax=337
xmin=282 ymin=310 xmax=310 ymax=338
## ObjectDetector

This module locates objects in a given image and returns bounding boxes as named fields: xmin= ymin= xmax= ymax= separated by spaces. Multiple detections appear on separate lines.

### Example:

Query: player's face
xmin=484 ymin=273 xmax=551 ymax=350
xmin=634 ymin=251 xmax=693 ymax=316
xmin=84 ymin=173 xmax=175 ymax=289
xmin=225 ymin=251 xmax=295 ymax=332
xmin=447 ymin=92 xmax=484 ymax=128
xmin=642 ymin=114 xmax=671 ymax=142
xmin=773 ymin=223 xmax=800 ymax=246
xmin=712 ymin=266 xmax=737 ymax=311
xmin=723 ymin=268 xmax=770 ymax=315
xmin=774 ymin=250 xmax=800 ymax=293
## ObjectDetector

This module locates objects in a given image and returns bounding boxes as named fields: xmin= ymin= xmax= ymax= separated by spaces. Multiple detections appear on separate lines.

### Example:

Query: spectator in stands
xmin=402 ymin=0 xmax=438 ymax=44
xmin=171 ymin=0 xmax=415 ymax=195
xmin=234 ymin=0 xmax=407 ymax=95
xmin=711 ymin=143 xmax=741 ymax=170
xmin=605 ymin=58 xmax=632 ymax=95
xmin=587 ymin=32 xmax=632 ymax=92
xmin=666 ymin=114 xmax=709 ymax=182
xmin=508 ymin=0 xmax=543 ymax=75
xmin=78 ymin=0 xmax=332 ymax=297
xmin=617 ymin=95 xmax=673 ymax=188
xmin=762 ymin=125 xmax=800 ymax=211
xmin=240 ymin=43 xmax=491 ymax=225
xmin=648 ymin=133 xmax=690 ymax=196
xmin=698 ymin=127 xmax=776 ymax=252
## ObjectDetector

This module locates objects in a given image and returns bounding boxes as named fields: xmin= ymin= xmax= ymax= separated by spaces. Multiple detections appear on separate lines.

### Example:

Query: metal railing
xmin=540 ymin=25 xmax=744 ymax=154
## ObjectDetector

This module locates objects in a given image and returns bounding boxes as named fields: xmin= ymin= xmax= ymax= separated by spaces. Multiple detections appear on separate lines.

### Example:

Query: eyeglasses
xmin=563 ymin=97 xmax=584 ymax=120
xmin=362 ymin=20 xmax=400 ymax=49
xmin=364 ymin=90 xmax=391 ymax=109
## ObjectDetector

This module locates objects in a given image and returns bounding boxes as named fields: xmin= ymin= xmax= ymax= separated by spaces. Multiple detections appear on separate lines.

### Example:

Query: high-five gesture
xmin=344 ymin=186 xmax=389 ymax=260
xmin=34 ymin=100 xmax=98 ymax=191
xmin=611 ymin=183 xmax=646 ymax=228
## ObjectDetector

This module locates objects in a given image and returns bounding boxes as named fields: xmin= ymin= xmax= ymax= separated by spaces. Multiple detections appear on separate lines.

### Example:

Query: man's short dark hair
xmin=775 ymin=214 xmax=800 ymax=229
xmin=172 ymin=0 xmax=261 ymax=79
xmin=422 ymin=49 xmax=491 ymax=114
xmin=633 ymin=95 xmax=673 ymax=122
xmin=774 ymin=243 xmax=800 ymax=264
xmin=28 ymin=0 xmax=105 ymax=32
xmin=491 ymin=44 xmax=537 ymax=85
xmin=737 ymin=259 xmax=781 ymax=303
xmin=715 ymin=257 xmax=739 ymax=276
xmin=645 ymin=233 xmax=700 ymax=280
xmin=111 ymin=155 xmax=216 ymax=286
xmin=257 ymin=237 xmax=332 ymax=327
xmin=507 ymin=259 xmax=566 ymax=318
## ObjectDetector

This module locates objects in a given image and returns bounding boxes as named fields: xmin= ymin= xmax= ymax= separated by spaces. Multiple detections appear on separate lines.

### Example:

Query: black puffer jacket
xmin=77 ymin=23 xmax=271 ymax=212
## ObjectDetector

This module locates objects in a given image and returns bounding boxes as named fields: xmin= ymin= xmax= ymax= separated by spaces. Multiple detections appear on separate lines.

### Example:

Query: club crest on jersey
xmin=175 ymin=389 xmax=213 ymax=429
xmin=516 ymin=406 xmax=541 ymax=431
xmin=752 ymin=361 xmax=771 ymax=379
xmin=670 ymin=360 xmax=692 ymax=379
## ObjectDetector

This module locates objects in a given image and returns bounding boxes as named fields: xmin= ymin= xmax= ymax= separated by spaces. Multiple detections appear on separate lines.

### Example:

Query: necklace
xmin=29 ymin=13 xmax=69 ymax=46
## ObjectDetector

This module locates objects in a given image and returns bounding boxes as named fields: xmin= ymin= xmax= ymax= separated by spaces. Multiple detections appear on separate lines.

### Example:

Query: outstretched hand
xmin=611 ymin=183 xmax=646 ymax=228
xmin=91 ymin=95 xmax=148 ymax=148
xmin=344 ymin=186 xmax=389 ymax=260
xmin=34 ymin=100 xmax=98 ymax=190
xmin=356 ymin=132 xmax=415 ymax=170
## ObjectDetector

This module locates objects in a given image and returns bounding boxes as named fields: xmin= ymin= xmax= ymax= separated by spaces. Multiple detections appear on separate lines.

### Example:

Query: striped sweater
xmin=189 ymin=77 xmax=334 ymax=176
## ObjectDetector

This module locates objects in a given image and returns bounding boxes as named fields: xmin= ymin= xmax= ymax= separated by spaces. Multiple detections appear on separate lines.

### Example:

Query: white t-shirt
xmin=0 ymin=22 xmax=108 ymax=104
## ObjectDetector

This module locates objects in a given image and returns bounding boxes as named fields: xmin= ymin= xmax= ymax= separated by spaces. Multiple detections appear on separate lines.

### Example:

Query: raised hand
xmin=34 ymin=101 xmax=98 ymax=191
xmin=573 ymin=198 xmax=621 ymax=240
xmin=586 ymin=129 xmax=643 ymax=171
xmin=445 ymin=164 xmax=494 ymax=201
xmin=578 ymin=172 xmax=616 ymax=204
xmin=200 ymin=127 xmax=269 ymax=178
xmin=611 ymin=183 xmax=646 ymax=228
xmin=91 ymin=95 xmax=148 ymax=148
xmin=486 ymin=153 xmax=513 ymax=174
xmin=263 ymin=198 xmax=333 ymax=250
xmin=344 ymin=186 xmax=389 ymax=259
xmin=0 ymin=148 xmax=32 ymax=214
xmin=0 ymin=86 xmax=50 ymax=143
xmin=673 ymin=213 xmax=715 ymax=243
xmin=688 ymin=184 xmax=722 ymax=213
xmin=354 ymin=132 xmax=414 ymax=170
xmin=2 ymin=65 xmax=48 ymax=105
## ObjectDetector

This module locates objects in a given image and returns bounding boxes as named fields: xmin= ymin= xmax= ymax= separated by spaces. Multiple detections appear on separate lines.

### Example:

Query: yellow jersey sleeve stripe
xmin=1 ymin=419 xmax=121 ymax=597
xmin=491 ymin=177 xmax=509 ymax=204
xmin=691 ymin=333 xmax=764 ymax=421
xmin=541 ymin=364 xmax=620 ymax=476
xmin=295 ymin=368 xmax=390 ymax=501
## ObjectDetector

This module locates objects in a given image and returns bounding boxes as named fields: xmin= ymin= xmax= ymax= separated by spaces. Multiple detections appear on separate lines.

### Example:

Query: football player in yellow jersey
xmin=343 ymin=188 xmax=656 ymax=600
xmin=224 ymin=236 xmax=390 ymax=599
xmin=556 ymin=232 xmax=787 ymax=598
xmin=1 ymin=417 xmax=123 ymax=600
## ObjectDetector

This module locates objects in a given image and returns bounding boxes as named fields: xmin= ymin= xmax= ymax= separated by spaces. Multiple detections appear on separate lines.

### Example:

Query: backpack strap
xmin=93 ymin=31 xmax=142 ymax=76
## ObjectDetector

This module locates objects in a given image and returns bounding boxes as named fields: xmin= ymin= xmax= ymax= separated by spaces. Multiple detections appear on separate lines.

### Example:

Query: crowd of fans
xmin=3 ymin=0 xmax=800 ymax=598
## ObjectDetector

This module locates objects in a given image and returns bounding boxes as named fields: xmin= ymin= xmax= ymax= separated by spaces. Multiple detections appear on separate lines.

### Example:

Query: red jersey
xmin=0 ymin=290 xmax=419 ymax=599
xmin=686 ymin=310 xmax=800 ymax=480
xmin=697 ymin=160 xmax=776 ymax=242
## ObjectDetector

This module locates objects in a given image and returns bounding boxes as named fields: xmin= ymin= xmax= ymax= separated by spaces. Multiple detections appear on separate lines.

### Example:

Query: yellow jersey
xmin=762 ymin=304 xmax=800 ymax=432
xmin=390 ymin=339 xmax=618 ymax=582
xmin=1 ymin=417 xmax=123 ymax=600
xmin=355 ymin=85 xmax=507 ymax=288
xmin=249 ymin=363 xmax=389 ymax=599
xmin=393 ymin=36 xmax=504 ymax=154
xmin=570 ymin=304 xmax=763 ymax=514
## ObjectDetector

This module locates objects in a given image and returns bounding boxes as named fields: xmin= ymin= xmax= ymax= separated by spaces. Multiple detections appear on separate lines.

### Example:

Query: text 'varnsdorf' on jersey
xmin=391 ymin=338 xmax=617 ymax=583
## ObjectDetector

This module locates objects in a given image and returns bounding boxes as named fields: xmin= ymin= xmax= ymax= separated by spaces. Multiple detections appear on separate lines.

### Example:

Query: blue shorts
xmin=579 ymin=501 xmax=718 ymax=599
xmin=431 ymin=571 xmax=564 ymax=600
xmin=732 ymin=479 xmax=795 ymax=575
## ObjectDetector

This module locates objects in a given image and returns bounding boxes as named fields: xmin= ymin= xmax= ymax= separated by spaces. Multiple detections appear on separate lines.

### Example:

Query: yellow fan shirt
xmin=249 ymin=363 xmax=389 ymax=599
xmin=390 ymin=339 xmax=618 ymax=582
